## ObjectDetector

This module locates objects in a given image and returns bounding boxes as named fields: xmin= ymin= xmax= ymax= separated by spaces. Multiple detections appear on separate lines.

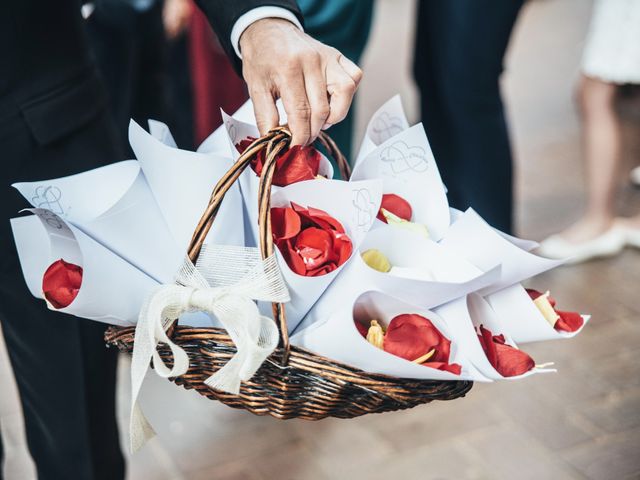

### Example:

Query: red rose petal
xmin=555 ymin=310 xmax=584 ymax=332
xmin=355 ymin=321 xmax=369 ymax=338
xmin=477 ymin=325 xmax=534 ymax=377
xmin=384 ymin=314 xmax=453 ymax=364
xmin=271 ymin=207 xmax=302 ymax=241
xmin=272 ymin=145 xmax=321 ymax=186
xmin=377 ymin=193 xmax=413 ymax=223
xmin=295 ymin=227 xmax=332 ymax=271
xmin=42 ymin=259 xmax=83 ymax=309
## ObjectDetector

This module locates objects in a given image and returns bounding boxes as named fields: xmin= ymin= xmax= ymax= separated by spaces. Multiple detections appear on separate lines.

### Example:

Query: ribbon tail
xmin=130 ymin=402 xmax=156 ymax=453
xmin=238 ymin=315 xmax=279 ymax=380
xmin=203 ymin=353 xmax=245 ymax=394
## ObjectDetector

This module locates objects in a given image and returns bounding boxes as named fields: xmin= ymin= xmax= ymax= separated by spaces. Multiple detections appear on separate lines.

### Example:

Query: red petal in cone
xmin=271 ymin=207 xmax=301 ymax=241
xmin=477 ymin=325 xmax=534 ymax=377
xmin=383 ymin=314 xmax=458 ymax=374
xmin=527 ymin=288 xmax=583 ymax=331
xmin=555 ymin=310 xmax=584 ymax=332
xmin=42 ymin=259 xmax=83 ymax=309
xmin=238 ymin=137 xmax=321 ymax=186
xmin=355 ymin=321 xmax=369 ymax=338
xmin=295 ymin=227 xmax=332 ymax=273
xmin=377 ymin=193 xmax=413 ymax=223
xmin=272 ymin=145 xmax=321 ymax=186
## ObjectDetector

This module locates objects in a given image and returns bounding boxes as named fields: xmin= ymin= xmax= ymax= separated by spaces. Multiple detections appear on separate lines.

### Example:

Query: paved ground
xmin=2 ymin=0 xmax=639 ymax=479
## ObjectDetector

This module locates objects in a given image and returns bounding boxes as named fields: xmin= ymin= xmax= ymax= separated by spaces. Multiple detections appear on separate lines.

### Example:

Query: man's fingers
xmin=302 ymin=53 xmax=330 ymax=141
xmin=324 ymin=57 xmax=361 ymax=127
xmin=279 ymin=69 xmax=312 ymax=146
xmin=250 ymin=85 xmax=279 ymax=136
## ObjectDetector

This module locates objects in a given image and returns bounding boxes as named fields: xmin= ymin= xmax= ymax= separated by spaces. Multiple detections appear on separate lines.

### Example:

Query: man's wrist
xmin=231 ymin=6 xmax=303 ymax=59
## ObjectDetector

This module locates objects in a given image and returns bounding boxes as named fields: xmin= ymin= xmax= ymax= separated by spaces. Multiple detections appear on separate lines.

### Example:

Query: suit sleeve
xmin=194 ymin=0 xmax=304 ymax=75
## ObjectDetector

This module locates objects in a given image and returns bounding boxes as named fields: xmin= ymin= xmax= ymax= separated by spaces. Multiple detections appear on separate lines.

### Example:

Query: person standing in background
xmin=538 ymin=0 xmax=640 ymax=263
xmin=413 ymin=0 xmax=524 ymax=234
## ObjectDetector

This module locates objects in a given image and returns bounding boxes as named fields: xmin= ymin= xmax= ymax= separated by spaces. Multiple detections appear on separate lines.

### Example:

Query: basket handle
xmin=186 ymin=127 xmax=350 ymax=363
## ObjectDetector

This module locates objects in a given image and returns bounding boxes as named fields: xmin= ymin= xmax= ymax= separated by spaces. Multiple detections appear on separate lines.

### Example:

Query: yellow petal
xmin=361 ymin=249 xmax=392 ymax=273
xmin=381 ymin=208 xmax=430 ymax=238
xmin=532 ymin=291 xmax=560 ymax=327
xmin=412 ymin=348 xmax=436 ymax=364
xmin=366 ymin=320 xmax=385 ymax=349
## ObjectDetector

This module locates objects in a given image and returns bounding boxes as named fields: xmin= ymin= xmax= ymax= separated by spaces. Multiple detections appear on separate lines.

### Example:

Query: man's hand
xmin=239 ymin=18 xmax=363 ymax=146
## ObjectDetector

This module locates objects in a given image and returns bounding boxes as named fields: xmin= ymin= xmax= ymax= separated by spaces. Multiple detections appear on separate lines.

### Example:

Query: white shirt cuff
xmin=230 ymin=6 xmax=304 ymax=59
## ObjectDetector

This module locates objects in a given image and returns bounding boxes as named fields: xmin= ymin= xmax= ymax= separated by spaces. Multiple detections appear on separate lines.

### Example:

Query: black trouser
xmin=414 ymin=0 xmax=523 ymax=234
xmin=0 ymin=84 xmax=125 ymax=480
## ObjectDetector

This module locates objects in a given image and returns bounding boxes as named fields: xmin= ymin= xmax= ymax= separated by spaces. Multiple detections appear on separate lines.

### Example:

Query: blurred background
xmin=1 ymin=0 xmax=639 ymax=478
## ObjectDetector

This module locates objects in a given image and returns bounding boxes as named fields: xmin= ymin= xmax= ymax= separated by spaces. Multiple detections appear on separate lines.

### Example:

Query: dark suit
xmin=0 ymin=1 xmax=300 ymax=478
xmin=414 ymin=0 xmax=523 ymax=234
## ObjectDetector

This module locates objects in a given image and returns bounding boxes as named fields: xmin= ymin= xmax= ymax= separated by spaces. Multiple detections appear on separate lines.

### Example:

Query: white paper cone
xmin=486 ymin=284 xmax=590 ymax=343
xmin=440 ymin=208 xmax=564 ymax=295
xmin=295 ymin=226 xmax=502 ymax=335
xmin=11 ymin=210 xmax=158 ymax=326
xmin=435 ymin=294 xmax=555 ymax=381
xmin=128 ymin=120 xmax=244 ymax=251
xmin=351 ymin=124 xmax=450 ymax=240
xmin=13 ymin=160 xmax=181 ymax=283
xmin=291 ymin=290 xmax=489 ymax=381
xmin=265 ymin=178 xmax=383 ymax=332
xmin=354 ymin=95 xmax=410 ymax=166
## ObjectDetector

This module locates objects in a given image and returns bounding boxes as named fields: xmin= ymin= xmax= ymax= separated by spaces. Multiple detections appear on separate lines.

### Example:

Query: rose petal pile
xmin=236 ymin=137 xmax=322 ymax=187
xmin=357 ymin=313 xmax=462 ymax=374
xmin=377 ymin=193 xmax=412 ymax=223
xmin=526 ymin=289 xmax=584 ymax=333
xmin=42 ymin=259 xmax=83 ymax=309
xmin=272 ymin=203 xmax=353 ymax=276
xmin=477 ymin=325 xmax=534 ymax=377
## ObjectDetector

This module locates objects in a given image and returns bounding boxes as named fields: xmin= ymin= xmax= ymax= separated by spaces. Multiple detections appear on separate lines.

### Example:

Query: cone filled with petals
xmin=357 ymin=314 xmax=461 ymax=374
xmin=526 ymin=289 xmax=584 ymax=333
xmin=272 ymin=202 xmax=353 ymax=277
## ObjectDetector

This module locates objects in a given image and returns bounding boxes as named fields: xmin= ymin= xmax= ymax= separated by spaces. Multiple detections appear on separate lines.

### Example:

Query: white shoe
xmin=630 ymin=166 xmax=640 ymax=187
xmin=617 ymin=224 xmax=640 ymax=248
xmin=537 ymin=228 xmax=625 ymax=264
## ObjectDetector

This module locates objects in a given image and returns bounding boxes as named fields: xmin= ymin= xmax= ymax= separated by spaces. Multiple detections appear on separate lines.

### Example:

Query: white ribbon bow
xmin=129 ymin=245 xmax=289 ymax=452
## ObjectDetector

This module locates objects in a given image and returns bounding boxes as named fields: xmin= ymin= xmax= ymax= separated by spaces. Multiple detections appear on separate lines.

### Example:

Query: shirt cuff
xmin=230 ymin=6 xmax=304 ymax=59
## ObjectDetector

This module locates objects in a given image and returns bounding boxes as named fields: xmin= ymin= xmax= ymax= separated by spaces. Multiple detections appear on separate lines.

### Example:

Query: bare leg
xmin=558 ymin=75 xmax=621 ymax=243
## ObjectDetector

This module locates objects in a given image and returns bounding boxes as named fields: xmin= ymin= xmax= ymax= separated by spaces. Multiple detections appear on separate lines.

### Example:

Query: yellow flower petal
xmin=412 ymin=348 xmax=436 ymax=364
xmin=532 ymin=291 xmax=560 ymax=328
xmin=381 ymin=208 xmax=430 ymax=238
xmin=366 ymin=320 xmax=385 ymax=349
xmin=361 ymin=249 xmax=392 ymax=273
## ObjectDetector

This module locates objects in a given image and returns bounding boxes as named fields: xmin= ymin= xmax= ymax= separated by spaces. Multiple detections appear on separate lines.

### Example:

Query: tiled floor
xmin=2 ymin=0 xmax=639 ymax=479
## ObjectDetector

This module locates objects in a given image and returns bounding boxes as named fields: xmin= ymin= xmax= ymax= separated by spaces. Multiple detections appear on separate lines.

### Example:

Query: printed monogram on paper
xmin=370 ymin=112 xmax=404 ymax=144
xmin=31 ymin=186 xmax=66 ymax=216
xmin=226 ymin=120 xmax=238 ymax=145
xmin=352 ymin=188 xmax=376 ymax=230
xmin=380 ymin=141 xmax=429 ymax=176
xmin=37 ymin=208 xmax=68 ymax=231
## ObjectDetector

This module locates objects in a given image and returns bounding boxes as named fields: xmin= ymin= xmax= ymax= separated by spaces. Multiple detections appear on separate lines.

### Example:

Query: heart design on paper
xmin=226 ymin=120 xmax=238 ymax=144
xmin=370 ymin=113 xmax=404 ymax=144
xmin=352 ymin=188 xmax=376 ymax=230
xmin=380 ymin=141 xmax=429 ymax=176
xmin=31 ymin=186 xmax=65 ymax=216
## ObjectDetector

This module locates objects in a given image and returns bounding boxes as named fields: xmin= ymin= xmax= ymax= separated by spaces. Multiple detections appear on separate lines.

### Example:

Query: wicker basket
xmin=105 ymin=127 xmax=472 ymax=420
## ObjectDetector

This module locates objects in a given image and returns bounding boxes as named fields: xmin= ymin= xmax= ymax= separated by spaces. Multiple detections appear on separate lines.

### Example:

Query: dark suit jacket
xmin=0 ymin=0 xmax=301 ymax=265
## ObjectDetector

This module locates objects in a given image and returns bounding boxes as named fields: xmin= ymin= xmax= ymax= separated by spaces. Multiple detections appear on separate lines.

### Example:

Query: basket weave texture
xmin=105 ymin=127 xmax=472 ymax=419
